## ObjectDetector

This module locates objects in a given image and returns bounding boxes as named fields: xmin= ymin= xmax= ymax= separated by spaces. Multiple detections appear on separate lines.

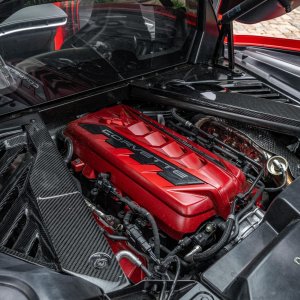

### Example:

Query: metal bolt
xmin=205 ymin=223 xmax=215 ymax=233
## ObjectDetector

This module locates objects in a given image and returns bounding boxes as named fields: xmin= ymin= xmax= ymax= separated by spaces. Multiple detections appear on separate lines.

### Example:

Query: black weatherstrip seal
xmin=80 ymin=124 xmax=203 ymax=186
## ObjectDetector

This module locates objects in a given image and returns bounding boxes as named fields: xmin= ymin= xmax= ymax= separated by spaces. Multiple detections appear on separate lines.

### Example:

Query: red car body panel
xmin=234 ymin=35 xmax=300 ymax=52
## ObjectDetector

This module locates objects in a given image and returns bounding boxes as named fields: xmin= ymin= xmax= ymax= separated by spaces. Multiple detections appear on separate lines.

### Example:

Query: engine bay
xmin=0 ymin=64 xmax=300 ymax=300
xmin=1 ymin=0 xmax=300 ymax=298
xmin=55 ymin=94 xmax=299 ymax=298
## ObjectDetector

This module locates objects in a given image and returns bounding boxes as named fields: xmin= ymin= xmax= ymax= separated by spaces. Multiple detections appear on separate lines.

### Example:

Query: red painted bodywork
xmin=66 ymin=105 xmax=247 ymax=240
xmin=234 ymin=35 xmax=300 ymax=52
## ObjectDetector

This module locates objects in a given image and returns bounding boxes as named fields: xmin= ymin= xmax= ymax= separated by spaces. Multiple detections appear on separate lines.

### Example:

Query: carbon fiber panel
xmin=216 ymin=93 xmax=299 ymax=120
xmin=26 ymin=120 xmax=127 ymax=290
xmin=132 ymin=83 xmax=300 ymax=134
xmin=0 ymin=154 xmax=58 ymax=269
xmin=192 ymin=92 xmax=300 ymax=129
xmin=0 ymin=146 xmax=25 ymax=176
xmin=3 ymin=133 xmax=27 ymax=148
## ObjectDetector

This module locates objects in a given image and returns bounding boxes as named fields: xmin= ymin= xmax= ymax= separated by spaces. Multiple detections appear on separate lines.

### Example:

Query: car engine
xmin=60 ymin=103 xmax=296 ymax=289
xmin=66 ymin=105 xmax=247 ymax=240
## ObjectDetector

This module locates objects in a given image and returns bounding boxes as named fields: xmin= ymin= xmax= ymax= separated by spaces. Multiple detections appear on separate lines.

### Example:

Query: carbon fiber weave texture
xmin=26 ymin=120 xmax=126 ymax=284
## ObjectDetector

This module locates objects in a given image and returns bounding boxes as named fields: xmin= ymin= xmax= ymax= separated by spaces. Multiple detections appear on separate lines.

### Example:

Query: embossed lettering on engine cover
xmin=80 ymin=124 xmax=203 ymax=186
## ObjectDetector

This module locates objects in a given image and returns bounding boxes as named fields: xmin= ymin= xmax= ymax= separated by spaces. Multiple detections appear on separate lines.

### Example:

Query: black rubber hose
xmin=171 ymin=108 xmax=193 ymax=128
xmin=171 ymin=108 xmax=262 ymax=170
xmin=192 ymin=196 xmax=238 ymax=262
xmin=246 ymin=173 xmax=265 ymax=189
xmin=120 ymin=197 xmax=161 ymax=259
xmin=264 ymin=172 xmax=287 ymax=193
xmin=192 ymin=168 xmax=265 ymax=262
xmin=57 ymin=129 xmax=73 ymax=164
xmin=192 ymin=218 xmax=235 ymax=262
xmin=164 ymin=236 xmax=192 ymax=259
xmin=103 ymin=231 xmax=128 ymax=241
xmin=246 ymin=171 xmax=286 ymax=193
xmin=229 ymin=217 xmax=240 ymax=242
xmin=241 ymin=168 xmax=264 ymax=199
xmin=63 ymin=136 xmax=74 ymax=164
xmin=236 ymin=185 xmax=264 ymax=220
xmin=160 ymin=244 xmax=189 ymax=268
xmin=160 ymin=256 xmax=181 ymax=300
xmin=247 ymin=168 xmax=286 ymax=192
xmin=123 ymin=210 xmax=133 ymax=227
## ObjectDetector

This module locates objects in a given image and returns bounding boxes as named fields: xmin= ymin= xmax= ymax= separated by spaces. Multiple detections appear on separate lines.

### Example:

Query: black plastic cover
xmin=0 ymin=253 xmax=103 ymax=300
xmin=108 ymin=280 xmax=220 ymax=300
xmin=202 ymin=177 xmax=300 ymax=300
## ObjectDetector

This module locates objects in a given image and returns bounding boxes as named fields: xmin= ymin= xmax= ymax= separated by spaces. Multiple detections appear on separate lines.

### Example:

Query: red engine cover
xmin=66 ymin=105 xmax=247 ymax=239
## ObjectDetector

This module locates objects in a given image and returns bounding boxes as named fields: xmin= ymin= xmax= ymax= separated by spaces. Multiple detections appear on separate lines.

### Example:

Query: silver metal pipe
xmin=116 ymin=250 xmax=152 ymax=277
xmin=85 ymin=199 xmax=106 ymax=218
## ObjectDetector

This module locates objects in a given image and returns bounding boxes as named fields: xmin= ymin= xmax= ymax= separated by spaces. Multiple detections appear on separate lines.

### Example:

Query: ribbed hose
xmin=57 ymin=129 xmax=73 ymax=164
xmin=171 ymin=108 xmax=193 ymax=128
xmin=192 ymin=218 xmax=235 ymax=262
xmin=120 ymin=197 xmax=160 ymax=260
xmin=63 ymin=136 xmax=74 ymax=164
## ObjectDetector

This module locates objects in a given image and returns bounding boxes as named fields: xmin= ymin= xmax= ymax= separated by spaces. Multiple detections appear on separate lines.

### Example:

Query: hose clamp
xmin=227 ymin=214 xmax=236 ymax=221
